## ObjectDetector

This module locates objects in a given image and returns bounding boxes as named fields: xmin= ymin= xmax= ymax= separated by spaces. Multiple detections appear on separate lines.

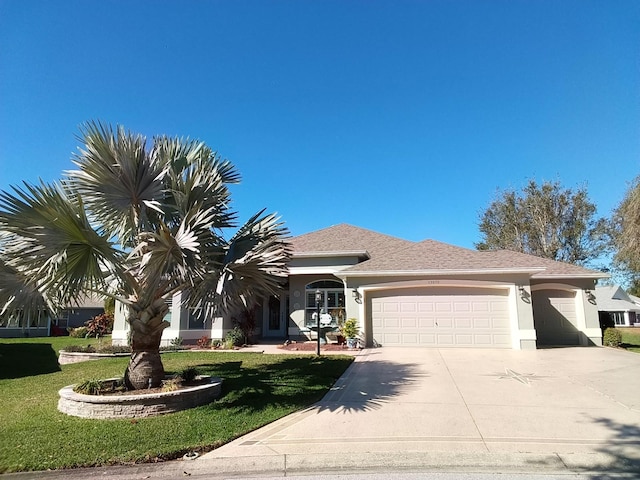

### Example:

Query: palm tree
xmin=0 ymin=121 xmax=291 ymax=390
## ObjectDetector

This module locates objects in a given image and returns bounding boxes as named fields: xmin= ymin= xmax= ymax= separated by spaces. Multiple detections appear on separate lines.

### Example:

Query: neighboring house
xmin=595 ymin=285 xmax=640 ymax=327
xmin=112 ymin=224 xmax=607 ymax=349
xmin=0 ymin=295 xmax=105 ymax=338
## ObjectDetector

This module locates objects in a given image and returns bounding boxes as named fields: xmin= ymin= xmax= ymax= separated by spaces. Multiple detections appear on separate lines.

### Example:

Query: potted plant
xmin=341 ymin=318 xmax=359 ymax=348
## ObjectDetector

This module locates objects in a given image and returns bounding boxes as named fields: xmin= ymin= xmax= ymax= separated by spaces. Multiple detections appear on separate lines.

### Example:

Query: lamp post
xmin=315 ymin=289 xmax=322 ymax=355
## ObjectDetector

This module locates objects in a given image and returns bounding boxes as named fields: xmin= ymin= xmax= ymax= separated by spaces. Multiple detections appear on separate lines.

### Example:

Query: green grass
xmin=0 ymin=338 xmax=353 ymax=473
xmin=619 ymin=327 xmax=640 ymax=353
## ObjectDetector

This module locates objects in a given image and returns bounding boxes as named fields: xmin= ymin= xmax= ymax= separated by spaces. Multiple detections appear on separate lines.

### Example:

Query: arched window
xmin=305 ymin=280 xmax=345 ymax=327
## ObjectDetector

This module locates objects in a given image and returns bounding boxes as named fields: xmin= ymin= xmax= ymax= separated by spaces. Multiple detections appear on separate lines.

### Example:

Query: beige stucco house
xmin=112 ymin=224 xmax=607 ymax=349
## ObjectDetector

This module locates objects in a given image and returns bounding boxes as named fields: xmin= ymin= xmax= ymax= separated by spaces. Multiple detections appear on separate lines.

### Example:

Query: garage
xmin=532 ymin=289 xmax=580 ymax=346
xmin=369 ymin=287 xmax=512 ymax=347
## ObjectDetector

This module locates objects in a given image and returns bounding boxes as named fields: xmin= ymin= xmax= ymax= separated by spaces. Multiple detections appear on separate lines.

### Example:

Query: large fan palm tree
xmin=0 ymin=121 xmax=290 ymax=390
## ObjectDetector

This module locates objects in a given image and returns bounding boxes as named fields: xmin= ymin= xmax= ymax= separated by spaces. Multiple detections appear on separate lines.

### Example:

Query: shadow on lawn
xmin=0 ymin=343 xmax=61 ymax=379
xmin=181 ymin=356 xmax=355 ymax=414
xmin=184 ymin=352 xmax=423 ymax=414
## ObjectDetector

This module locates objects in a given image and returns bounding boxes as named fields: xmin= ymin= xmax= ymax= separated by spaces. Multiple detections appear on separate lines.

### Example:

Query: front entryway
xmin=263 ymin=295 xmax=288 ymax=338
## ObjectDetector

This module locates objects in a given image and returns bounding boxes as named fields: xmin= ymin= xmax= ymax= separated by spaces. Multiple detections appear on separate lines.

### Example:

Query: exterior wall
xmin=112 ymin=293 xmax=229 ymax=347
xmin=65 ymin=308 xmax=104 ymax=329
xmin=0 ymin=326 xmax=50 ymax=338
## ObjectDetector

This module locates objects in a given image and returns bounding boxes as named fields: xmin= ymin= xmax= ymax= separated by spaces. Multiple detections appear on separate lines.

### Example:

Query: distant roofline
xmin=292 ymin=250 xmax=370 ymax=260
xmin=335 ymin=267 xmax=546 ymax=277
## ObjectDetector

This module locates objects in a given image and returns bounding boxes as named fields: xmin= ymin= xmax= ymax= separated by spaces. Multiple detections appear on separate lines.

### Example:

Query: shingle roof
xmin=596 ymin=285 xmax=640 ymax=312
xmin=290 ymin=223 xmax=413 ymax=258
xmin=289 ymin=224 xmax=606 ymax=279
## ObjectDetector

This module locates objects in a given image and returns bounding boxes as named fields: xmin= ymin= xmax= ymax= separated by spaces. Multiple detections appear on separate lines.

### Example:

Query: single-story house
xmin=0 ymin=295 xmax=104 ymax=338
xmin=596 ymin=285 xmax=640 ymax=327
xmin=112 ymin=224 xmax=607 ymax=349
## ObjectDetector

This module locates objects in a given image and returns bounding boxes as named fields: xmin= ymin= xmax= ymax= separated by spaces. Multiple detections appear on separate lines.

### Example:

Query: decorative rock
xmin=57 ymin=376 xmax=222 ymax=419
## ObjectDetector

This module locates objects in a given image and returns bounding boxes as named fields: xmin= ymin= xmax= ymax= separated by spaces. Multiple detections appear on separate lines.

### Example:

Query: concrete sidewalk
xmin=197 ymin=346 xmax=640 ymax=475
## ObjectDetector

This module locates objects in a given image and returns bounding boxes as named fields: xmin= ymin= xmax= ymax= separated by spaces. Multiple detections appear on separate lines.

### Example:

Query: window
xmin=188 ymin=308 xmax=212 ymax=330
xmin=305 ymin=280 xmax=345 ymax=328
xmin=612 ymin=312 xmax=626 ymax=326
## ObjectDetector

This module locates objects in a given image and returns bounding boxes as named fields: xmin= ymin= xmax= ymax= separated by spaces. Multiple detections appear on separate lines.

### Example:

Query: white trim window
xmin=611 ymin=312 xmax=626 ymax=326
xmin=305 ymin=280 xmax=345 ymax=328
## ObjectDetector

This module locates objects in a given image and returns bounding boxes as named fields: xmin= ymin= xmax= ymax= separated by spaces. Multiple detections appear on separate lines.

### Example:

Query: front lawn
xmin=619 ymin=327 xmax=640 ymax=353
xmin=0 ymin=338 xmax=353 ymax=473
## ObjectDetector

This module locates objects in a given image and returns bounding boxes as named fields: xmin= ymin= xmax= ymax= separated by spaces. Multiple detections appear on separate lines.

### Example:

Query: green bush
xmin=181 ymin=367 xmax=199 ymax=383
xmin=74 ymin=378 xmax=126 ymax=395
xmin=68 ymin=326 xmax=89 ymax=338
xmin=603 ymin=328 xmax=622 ymax=347
xmin=225 ymin=327 xmax=245 ymax=348
xmin=341 ymin=318 xmax=359 ymax=339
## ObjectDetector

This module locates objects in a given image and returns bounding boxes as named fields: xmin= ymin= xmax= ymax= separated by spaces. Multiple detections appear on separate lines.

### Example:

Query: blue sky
xmin=1 ymin=0 xmax=639 ymax=249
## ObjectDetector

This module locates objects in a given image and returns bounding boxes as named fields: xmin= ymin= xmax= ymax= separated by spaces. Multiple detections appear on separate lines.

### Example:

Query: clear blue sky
xmin=1 ymin=0 xmax=639 ymax=248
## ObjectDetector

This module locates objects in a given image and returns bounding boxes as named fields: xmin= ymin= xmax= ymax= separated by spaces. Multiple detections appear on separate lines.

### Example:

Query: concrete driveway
xmin=201 ymin=346 xmax=640 ymax=475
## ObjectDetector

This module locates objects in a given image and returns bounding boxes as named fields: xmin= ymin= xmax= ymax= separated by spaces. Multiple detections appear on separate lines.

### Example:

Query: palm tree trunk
xmin=124 ymin=301 xmax=170 ymax=390
xmin=124 ymin=331 xmax=165 ymax=390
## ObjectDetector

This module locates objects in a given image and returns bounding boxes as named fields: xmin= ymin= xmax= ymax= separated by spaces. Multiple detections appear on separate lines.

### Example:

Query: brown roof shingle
xmin=289 ymin=224 xmax=606 ymax=279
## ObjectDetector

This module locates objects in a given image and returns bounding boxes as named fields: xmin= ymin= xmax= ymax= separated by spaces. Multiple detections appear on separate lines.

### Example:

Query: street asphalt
xmin=5 ymin=345 xmax=640 ymax=479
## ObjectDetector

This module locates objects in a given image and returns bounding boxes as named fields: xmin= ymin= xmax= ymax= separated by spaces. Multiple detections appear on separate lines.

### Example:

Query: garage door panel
xmin=455 ymin=317 xmax=472 ymax=328
xmin=532 ymin=290 xmax=579 ymax=346
xmin=401 ymin=317 xmax=416 ymax=327
xmin=418 ymin=317 xmax=436 ymax=328
xmin=370 ymin=289 xmax=511 ymax=348
xmin=418 ymin=303 xmax=434 ymax=312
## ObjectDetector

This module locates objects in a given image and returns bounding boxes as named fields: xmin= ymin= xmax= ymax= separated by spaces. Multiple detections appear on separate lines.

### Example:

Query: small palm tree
xmin=0 ymin=121 xmax=290 ymax=389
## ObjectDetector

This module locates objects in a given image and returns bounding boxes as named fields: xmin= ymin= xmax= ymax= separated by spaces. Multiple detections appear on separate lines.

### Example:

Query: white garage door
xmin=532 ymin=290 xmax=580 ymax=346
xmin=370 ymin=287 xmax=512 ymax=348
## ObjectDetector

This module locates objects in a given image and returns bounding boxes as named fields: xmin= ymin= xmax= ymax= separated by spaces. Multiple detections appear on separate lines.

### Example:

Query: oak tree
xmin=476 ymin=180 xmax=607 ymax=265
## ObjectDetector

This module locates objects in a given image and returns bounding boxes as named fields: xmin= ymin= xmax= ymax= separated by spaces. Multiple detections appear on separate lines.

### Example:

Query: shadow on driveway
xmin=317 ymin=357 xmax=426 ymax=413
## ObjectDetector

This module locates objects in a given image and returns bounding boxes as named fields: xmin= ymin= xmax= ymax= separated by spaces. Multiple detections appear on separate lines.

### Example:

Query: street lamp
xmin=315 ymin=289 xmax=322 ymax=355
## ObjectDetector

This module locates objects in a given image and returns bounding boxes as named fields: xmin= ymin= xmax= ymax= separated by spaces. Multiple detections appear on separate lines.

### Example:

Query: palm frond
xmin=0 ymin=180 xmax=120 ymax=308
xmin=66 ymin=120 xmax=166 ymax=245
xmin=190 ymin=211 xmax=290 ymax=318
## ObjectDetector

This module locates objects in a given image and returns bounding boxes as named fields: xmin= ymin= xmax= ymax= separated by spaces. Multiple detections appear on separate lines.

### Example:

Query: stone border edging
xmin=58 ymin=350 xmax=131 ymax=364
xmin=57 ymin=376 xmax=222 ymax=419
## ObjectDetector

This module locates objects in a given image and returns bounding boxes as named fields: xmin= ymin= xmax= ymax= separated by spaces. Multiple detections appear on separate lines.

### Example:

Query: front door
xmin=264 ymin=295 xmax=287 ymax=338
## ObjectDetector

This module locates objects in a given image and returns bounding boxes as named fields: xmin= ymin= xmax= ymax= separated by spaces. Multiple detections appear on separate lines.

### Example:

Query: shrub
xmin=170 ymin=337 xmax=183 ymax=348
xmin=62 ymin=344 xmax=131 ymax=354
xmin=75 ymin=378 xmax=126 ymax=395
xmin=181 ymin=367 xmax=199 ymax=383
xmin=341 ymin=318 xmax=359 ymax=339
xmin=225 ymin=327 xmax=245 ymax=348
xmin=85 ymin=313 xmax=114 ymax=337
xmin=68 ymin=326 xmax=89 ymax=338
xmin=74 ymin=379 xmax=103 ymax=395
xmin=196 ymin=336 xmax=211 ymax=349
xmin=603 ymin=328 xmax=622 ymax=348
xmin=161 ymin=376 xmax=182 ymax=392
xmin=233 ymin=306 xmax=257 ymax=344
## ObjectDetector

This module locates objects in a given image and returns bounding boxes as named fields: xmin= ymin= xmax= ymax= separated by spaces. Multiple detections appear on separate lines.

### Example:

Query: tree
xmin=476 ymin=180 xmax=607 ymax=265
xmin=0 ymin=121 xmax=291 ymax=389
xmin=611 ymin=174 xmax=640 ymax=292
